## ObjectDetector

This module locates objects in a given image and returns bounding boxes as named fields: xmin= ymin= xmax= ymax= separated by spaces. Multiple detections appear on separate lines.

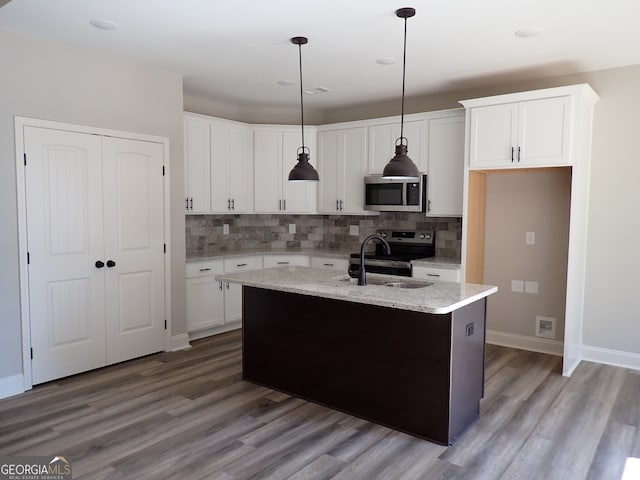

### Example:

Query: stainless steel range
xmin=348 ymin=230 xmax=435 ymax=278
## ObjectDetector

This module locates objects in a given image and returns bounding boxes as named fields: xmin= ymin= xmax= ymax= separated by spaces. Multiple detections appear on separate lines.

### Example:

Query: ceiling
xmin=1 ymin=0 xmax=639 ymax=111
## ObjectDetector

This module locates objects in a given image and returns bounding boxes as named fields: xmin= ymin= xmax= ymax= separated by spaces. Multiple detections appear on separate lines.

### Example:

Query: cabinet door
xmin=518 ymin=96 xmax=571 ymax=166
xmin=254 ymin=130 xmax=283 ymax=213
xmin=412 ymin=265 xmax=461 ymax=282
xmin=210 ymin=122 xmax=231 ymax=213
xmin=224 ymin=282 xmax=243 ymax=323
xmin=186 ymin=276 xmax=225 ymax=331
xmin=311 ymin=257 xmax=349 ymax=271
xmin=317 ymin=130 xmax=341 ymax=213
xmin=426 ymin=115 xmax=465 ymax=216
xmin=282 ymin=130 xmax=317 ymax=213
xmin=263 ymin=255 xmax=310 ymax=268
xmin=184 ymin=115 xmax=211 ymax=213
xmin=469 ymin=103 xmax=518 ymax=168
xmin=341 ymin=127 xmax=368 ymax=213
xmin=227 ymin=125 xmax=252 ymax=212
xmin=368 ymin=120 xmax=425 ymax=174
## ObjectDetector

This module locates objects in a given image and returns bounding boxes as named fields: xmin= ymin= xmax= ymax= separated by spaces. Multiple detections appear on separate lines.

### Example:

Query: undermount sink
xmin=336 ymin=275 xmax=432 ymax=289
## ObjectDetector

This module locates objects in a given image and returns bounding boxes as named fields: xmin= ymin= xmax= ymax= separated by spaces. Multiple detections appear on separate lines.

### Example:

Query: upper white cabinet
xmin=184 ymin=113 xmax=253 ymax=214
xmin=426 ymin=113 xmax=465 ymax=216
xmin=465 ymin=95 xmax=572 ymax=169
xmin=317 ymin=126 xmax=369 ymax=214
xmin=254 ymin=127 xmax=317 ymax=214
xmin=184 ymin=115 xmax=211 ymax=213
xmin=368 ymin=119 xmax=425 ymax=174
xmin=210 ymin=119 xmax=252 ymax=213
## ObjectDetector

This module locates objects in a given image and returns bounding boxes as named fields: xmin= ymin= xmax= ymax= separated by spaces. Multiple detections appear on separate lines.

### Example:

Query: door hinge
xmin=23 ymin=153 xmax=27 ymax=166
xmin=27 ymin=252 xmax=30 ymax=264
xmin=164 ymin=320 xmax=167 ymax=330
xmin=162 ymin=165 xmax=165 ymax=176
xmin=163 ymin=243 xmax=166 ymax=254
xmin=30 ymin=348 xmax=33 ymax=359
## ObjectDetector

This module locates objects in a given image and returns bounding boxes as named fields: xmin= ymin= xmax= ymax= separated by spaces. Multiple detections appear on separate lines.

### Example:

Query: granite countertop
xmin=215 ymin=266 xmax=496 ymax=315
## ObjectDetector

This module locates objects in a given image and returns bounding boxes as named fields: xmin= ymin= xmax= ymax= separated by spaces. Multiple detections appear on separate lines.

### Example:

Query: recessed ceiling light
xmin=277 ymin=79 xmax=295 ymax=86
xmin=376 ymin=57 xmax=398 ymax=65
xmin=303 ymin=87 xmax=332 ymax=95
xmin=89 ymin=19 xmax=118 ymax=31
xmin=514 ymin=27 xmax=543 ymax=38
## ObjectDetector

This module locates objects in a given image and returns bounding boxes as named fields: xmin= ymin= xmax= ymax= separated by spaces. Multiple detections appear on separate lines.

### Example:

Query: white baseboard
xmin=169 ymin=333 xmax=191 ymax=352
xmin=189 ymin=322 xmax=241 ymax=342
xmin=582 ymin=345 xmax=640 ymax=372
xmin=0 ymin=374 xmax=25 ymax=399
xmin=486 ymin=330 xmax=564 ymax=356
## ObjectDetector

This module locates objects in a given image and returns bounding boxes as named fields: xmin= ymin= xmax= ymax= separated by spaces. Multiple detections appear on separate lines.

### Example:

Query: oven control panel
xmin=377 ymin=230 xmax=434 ymax=245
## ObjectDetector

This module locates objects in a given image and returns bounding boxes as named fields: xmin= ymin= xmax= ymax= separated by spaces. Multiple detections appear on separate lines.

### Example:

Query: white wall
xmin=0 ymin=30 xmax=187 ymax=381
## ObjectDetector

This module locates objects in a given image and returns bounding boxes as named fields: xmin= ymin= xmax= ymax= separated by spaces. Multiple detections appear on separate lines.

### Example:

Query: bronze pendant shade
xmin=288 ymin=36 xmax=319 ymax=182
xmin=382 ymin=7 xmax=420 ymax=179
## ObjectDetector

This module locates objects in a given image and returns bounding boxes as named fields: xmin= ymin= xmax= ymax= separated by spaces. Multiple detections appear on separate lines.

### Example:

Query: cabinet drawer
xmin=263 ymin=255 xmax=310 ymax=268
xmin=186 ymin=259 xmax=224 ymax=278
xmin=311 ymin=256 xmax=349 ymax=271
xmin=223 ymin=255 xmax=263 ymax=273
xmin=412 ymin=265 xmax=461 ymax=282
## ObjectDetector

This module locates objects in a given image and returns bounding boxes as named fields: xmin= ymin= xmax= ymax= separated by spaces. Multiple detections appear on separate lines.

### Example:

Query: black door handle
xmin=106 ymin=260 xmax=116 ymax=268
xmin=95 ymin=260 xmax=105 ymax=268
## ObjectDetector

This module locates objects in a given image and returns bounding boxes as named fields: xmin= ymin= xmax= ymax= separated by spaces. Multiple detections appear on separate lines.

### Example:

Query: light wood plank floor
xmin=1 ymin=330 xmax=638 ymax=479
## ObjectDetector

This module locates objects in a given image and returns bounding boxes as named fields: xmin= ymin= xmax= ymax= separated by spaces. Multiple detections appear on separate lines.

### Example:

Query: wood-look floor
xmin=1 ymin=330 xmax=638 ymax=479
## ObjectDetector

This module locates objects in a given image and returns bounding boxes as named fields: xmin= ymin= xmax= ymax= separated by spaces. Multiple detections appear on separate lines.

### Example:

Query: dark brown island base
xmin=216 ymin=266 xmax=497 ymax=445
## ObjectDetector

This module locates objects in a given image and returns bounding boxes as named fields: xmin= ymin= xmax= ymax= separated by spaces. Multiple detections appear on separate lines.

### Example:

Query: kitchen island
xmin=216 ymin=266 xmax=497 ymax=445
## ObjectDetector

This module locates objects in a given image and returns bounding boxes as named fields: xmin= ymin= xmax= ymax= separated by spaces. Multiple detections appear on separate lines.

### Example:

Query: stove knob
xmin=380 ymin=232 xmax=387 ymax=238
xmin=419 ymin=234 xmax=426 ymax=239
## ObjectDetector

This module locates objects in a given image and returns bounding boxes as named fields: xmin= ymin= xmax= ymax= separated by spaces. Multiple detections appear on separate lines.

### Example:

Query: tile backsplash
xmin=186 ymin=214 xmax=462 ymax=259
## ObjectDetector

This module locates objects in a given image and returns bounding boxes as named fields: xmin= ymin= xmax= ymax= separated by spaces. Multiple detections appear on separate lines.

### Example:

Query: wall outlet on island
xmin=535 ymin=316 xmax=556 ymax=339
xmin=350 ymin=225 xmax=359 ymax=236
xmin=223 ymin=224 xmax=229 ymax=235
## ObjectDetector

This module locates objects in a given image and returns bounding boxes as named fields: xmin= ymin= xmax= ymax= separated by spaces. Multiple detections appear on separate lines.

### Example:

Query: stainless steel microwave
xmin=364 ymin=174 xmax=427 ymax=212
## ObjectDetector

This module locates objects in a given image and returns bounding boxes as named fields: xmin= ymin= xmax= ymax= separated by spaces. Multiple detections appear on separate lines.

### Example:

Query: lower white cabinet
xmin=263 ymin=254 xmax=310 ymax=268
xmin=412 ymin=265 xmax=461 ymax=283
xmin=311 ymin=256 xmax=349 ymax=272
xmin=186 ymin=256 xmax=264 ymax=335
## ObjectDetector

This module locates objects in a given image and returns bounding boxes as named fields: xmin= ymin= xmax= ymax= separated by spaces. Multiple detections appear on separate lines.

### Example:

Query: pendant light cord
xmin=298 ymin=42 xmax=305 ymax=151
xmin=400 ymin=15 xmax=407 ymax=142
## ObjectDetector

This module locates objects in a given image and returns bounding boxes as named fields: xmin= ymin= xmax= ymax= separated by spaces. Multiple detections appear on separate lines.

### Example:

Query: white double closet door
xmin=24 ymin=126 xmax=166 ymax=384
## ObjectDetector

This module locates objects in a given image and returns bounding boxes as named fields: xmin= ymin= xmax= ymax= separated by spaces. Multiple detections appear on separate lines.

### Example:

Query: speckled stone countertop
xmin=216 ymin=266 xmax=496 ymax=315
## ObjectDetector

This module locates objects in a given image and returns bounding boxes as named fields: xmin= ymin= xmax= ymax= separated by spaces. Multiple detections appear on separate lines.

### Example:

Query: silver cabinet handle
xmin=189 ymin=198 xmax=193 ymax=210
xmin=277 ymin=261 xmax=289 ymax=265
xmin=427 ymin=200 xmax=432 ymax=212
xmin=219 ymin=282 xmax=223 ymax=290
xmin=231 ymin=198 xmax=235 ymax=210
xmin=283 ymin=199 xmax=286 ymax=211
xmin=237 ymin=263 xmax=247 ymax=267
xmin=427 ymin=273 xmax=441 ymax=277
xmin=185 ymin=198 xmax=189 ymax=210
xmin=336 ymin=199 xmax=339 ymax=211
xmin=339 ymin=200 xmax=343 ymax=211
xmin=511 ymin=147 xmax=515 ymax=163
xmin=227 ymin=198 xmax=231 ymax=210
xmin=323 ymin=263 xmax=334 ymax=267
xmin=199 ymin=267 xmax=211 ymax=272
xmin=226 ymin=282 xmax=230 ymax=290
xmin=279 ymin=199 xmax=282 ymax=211
xmin=517 ymin=146 xmax=521 ymax=162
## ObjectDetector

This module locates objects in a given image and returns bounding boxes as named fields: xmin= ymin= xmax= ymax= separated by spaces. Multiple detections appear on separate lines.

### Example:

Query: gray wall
xmin=0 ymin=30 xmax=187 ymax=380
xmin=484 ymin=170 xmax=571 ymax=340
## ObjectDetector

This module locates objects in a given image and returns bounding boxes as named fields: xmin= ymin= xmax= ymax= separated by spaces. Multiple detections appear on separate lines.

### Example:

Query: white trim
xmin=170 ymin=334 xmax=191 ymax=352
xmin=14 ymin=116 xmax=172 ymax=390
xmin=188 ymin=322 xmax=241 ymax=342
xmin=0 ymin=374 xmax=25 ymax=399
xmin=582 ymin=345 xmax=640 ymax=372
xmin=486 ymin=330 xmax=564 ymax=356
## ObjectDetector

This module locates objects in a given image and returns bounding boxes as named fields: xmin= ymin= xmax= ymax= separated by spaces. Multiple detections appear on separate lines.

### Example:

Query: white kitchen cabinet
xmin=426 ymin=114 xmax=465 ymax=216
xmin=310 ymin=256 xmax=349 ymax=271
xmin=223 ymin=256 xmax=264 ymax=324
xmin=317 ymin=127 xmax=369 ymax=214
xmin=467 ymin=96 xmax=571 ymax=169
xmin=367 ymin=119 xmax=425 ymax=174
xmin=184 ymin=113 xmax=254 ymax=214
xmin=253 ymin=128 xmax=317 ymax=214
xmin=263 ymin=254 xmax=310 ymax=268
xmin=184 ymin=114 xmax=211 ymax=213
xmin=186 ymin=260 xmax=225 ymax=332
xmin=210 ymin=119 xmax=252 ymax=213
xmin=412 ymin=265 xmax=461 ymax=282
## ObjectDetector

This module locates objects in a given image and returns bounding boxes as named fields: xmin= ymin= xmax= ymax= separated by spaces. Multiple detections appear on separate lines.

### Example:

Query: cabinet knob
xmin=106 ymin=260 xmax=116 ymax=268
xmin=95 ymin=260 xmax=105 ymax=268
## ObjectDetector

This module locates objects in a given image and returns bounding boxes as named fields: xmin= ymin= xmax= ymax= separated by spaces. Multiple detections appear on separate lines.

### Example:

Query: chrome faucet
xmin=358 ymin=234 xmax=391 ymax=286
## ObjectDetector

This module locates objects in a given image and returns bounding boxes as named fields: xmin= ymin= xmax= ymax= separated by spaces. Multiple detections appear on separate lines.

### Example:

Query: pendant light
xmin=382 ymin=7 xmax=419 ymax=180
xmin=288 ymin=36 xmax=319 ymax=182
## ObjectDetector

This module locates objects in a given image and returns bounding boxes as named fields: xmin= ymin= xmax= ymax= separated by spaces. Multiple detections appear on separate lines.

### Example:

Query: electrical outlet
xmin=349 ymin=225 xmax=359 ymax=236
xmin=289 ymin=223 xmax=296 ymax=234
xmin=526 ymin=231 xmax=536 ymax=245
xmin=511 ymin=280 xmax=524 ymax=293
xmin=535 ymin=316 xmax=556 ymax=339
xmin=525 ymin=281 xmax=538 ymax=294
xmin=223 ymin=224 xmax=229 ymax=235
